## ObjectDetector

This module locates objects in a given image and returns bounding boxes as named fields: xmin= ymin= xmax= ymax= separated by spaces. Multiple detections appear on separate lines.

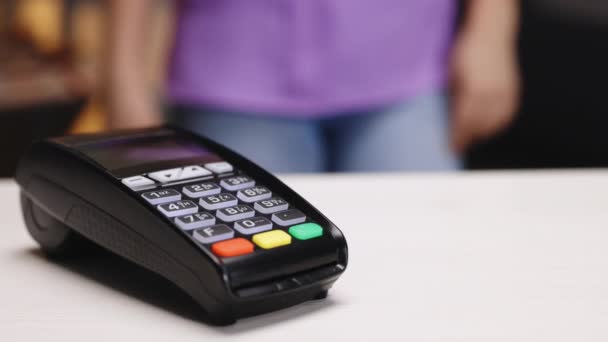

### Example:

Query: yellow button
xmin=252 ymin=230 xmax=292 ymax=249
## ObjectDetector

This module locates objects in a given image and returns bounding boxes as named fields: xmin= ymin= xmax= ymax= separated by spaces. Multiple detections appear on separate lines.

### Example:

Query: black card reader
xmin=16 ymin=127 xmax=348 ymax=325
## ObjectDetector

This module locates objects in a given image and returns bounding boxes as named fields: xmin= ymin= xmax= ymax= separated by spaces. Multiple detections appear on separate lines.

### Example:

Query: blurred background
xmin=0 ymin=0 xmax=172 ymax=177
xmin=0 ymin=0 xmax=607 ymax=176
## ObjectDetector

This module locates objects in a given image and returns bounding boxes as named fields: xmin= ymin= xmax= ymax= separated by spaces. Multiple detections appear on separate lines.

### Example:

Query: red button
xmin=212 ymin=238 xmax=254 ymax=257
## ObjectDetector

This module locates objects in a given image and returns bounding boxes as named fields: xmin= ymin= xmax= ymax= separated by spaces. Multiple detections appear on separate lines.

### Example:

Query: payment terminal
xmin=16 ymin=127 xmax=348 ymax=325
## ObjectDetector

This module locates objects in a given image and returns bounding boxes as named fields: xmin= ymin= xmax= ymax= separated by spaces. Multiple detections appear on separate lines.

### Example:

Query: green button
xmin=288 ymin=223 xmax=323 ymax=240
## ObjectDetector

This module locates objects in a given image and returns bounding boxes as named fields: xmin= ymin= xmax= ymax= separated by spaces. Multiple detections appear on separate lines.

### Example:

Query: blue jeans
xmin=167 ymin=93 xmax=461 ymax=173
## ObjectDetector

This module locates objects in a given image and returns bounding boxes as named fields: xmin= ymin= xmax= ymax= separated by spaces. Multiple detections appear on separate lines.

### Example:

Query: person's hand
xmin=450 ymin=29 xmax=520 ymax=153
xmin=103 ymin=0 xmax=161 ymax=131
xmin=103 ymin=78 xmax=163 ymax=130
xmin=105 ymin=95 xmax=163 ymax=130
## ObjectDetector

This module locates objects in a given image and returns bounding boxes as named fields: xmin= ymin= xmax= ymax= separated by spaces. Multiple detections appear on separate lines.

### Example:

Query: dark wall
xmin=0 ymin=100 xmax=83 ymax=177
xmin=467 ymin=1 xmax=608 ymax=169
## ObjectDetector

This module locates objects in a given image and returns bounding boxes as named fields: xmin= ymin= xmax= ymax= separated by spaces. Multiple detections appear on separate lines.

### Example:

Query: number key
xmin=142 ymin=189 xmax=181 ymax=205
xmin=182 ymin=182 xmax=221 ymax=198
xmin=220 ymin=176 xmax=255 ymax=191
xmin=158 ymin=200 xmax=198 ymax=217
xmin=199 ymin=193 xmax=238 ymax=210
xmin=216 ymin=205 xmax=255 ymax=222
xmin=237 ymin=186 xmax=271 ymax=203
xmin=174 ymin=212 xmax=216 ymax=230
xmin=234 ymin=217 xmax=273 ymax=235
xmin=254 ymin=197 xmax=288 ymax=214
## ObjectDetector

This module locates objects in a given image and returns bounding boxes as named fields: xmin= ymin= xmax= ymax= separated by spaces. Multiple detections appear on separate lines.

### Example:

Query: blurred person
xmin=104 ymin=0 xmax=519 ymax=173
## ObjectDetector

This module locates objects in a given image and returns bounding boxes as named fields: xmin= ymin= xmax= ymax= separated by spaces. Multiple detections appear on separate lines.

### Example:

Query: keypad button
xmin=141 ymin=189 xmax=181 ymax=205
xmin=234 ymin=217 xmax=273 ymax=235
xmin=174 ymin=212 xmax=216 ymax=230
xmin=216 ymin=205 xmax=255 ymax=222
xmin=212 ymin=238 xmax=254 ymax=257
xmin=179 ymin=165 xmax=212 ymax=180
xmin=237 ymin=186 xmax=272 ymax=203
xmin=220 ymin=176 xmax=255 ymax=191
xmin=157 ymin=200 xmax=198 ymax=217
xmin=252 ymin=230 xmax=292 ymax=249
xmin=288 ymin=223 xmax=323 ymax=240
xmin=182 ymin=182 xmax=221 ymax=198
xmin=272 ymin=209 xmax=306 ymax=226
xmin=193 ymin=224 xmax=234 ymax=244
xmin=122 ymin=176 xmax=154 ymax=189
xmin=204 ymin=162 xmax=233 ymax=174
xmin=147 ymin=168 xmax=182 ymax=183
xmin=254 ymin=197 xmax=288 ymax=214
xmin=199 ymin=193 xmax=238 ymax=210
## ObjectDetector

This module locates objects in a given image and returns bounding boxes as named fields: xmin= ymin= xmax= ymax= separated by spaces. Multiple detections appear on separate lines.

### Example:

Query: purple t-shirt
xmin=168 ymin=0 xmax=456 ymax=117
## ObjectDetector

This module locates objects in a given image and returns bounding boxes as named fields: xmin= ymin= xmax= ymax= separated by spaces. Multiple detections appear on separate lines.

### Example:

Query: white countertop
xmin=2 ymin=171 xmax=608 ymax=341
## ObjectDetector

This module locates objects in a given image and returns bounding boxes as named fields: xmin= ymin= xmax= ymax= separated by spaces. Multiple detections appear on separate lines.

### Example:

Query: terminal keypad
xmin=125 ymin=162 xmax=324 ymax=258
